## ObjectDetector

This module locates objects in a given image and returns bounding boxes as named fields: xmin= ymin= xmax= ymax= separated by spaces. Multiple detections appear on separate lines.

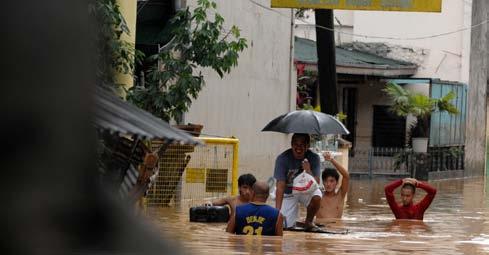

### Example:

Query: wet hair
xmin=322 ymin=168 xmax=339 ymax=181
xmin=291 ymin=133 xmax=310 ymax=144
xmin=402 ymin=183 xmax=416 ymax=194
xmin=238 ymin=173 xmax=256 ymax=187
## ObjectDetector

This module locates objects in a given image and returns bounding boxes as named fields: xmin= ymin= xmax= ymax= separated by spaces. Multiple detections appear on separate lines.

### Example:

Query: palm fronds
xmin=384 ymin=82 xmax=459 ymax=118
xmin=382 ymin=82 xmax=411 ymax=116
xmin=437 ymin=91 xmax=459 ymax=114
xmin=408 ymin=93 xmax=435 ymax=118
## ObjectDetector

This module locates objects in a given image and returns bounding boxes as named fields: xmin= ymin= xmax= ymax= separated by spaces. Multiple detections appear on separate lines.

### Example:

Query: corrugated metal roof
xmin=94 ymin=87 xmax=201 ymax=145
xmin=295 ymin=37 xmax=417 ymax=70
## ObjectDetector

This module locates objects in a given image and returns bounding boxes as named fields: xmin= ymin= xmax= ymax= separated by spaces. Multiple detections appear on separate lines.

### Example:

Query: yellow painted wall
xmin=115 ymin=0 xmax=137 ymax=93
xmin=272 ymin=0 xmax=442 ymax=13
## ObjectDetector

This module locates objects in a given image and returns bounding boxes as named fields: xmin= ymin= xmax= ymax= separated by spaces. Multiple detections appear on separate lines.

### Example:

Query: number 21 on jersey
xmin=242 ymin=225 xmax=263 ymax=235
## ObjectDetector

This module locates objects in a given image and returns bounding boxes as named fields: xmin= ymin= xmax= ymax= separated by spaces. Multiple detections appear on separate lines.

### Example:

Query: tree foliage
xmin=127 ymin=0 xmax=247 ymax=121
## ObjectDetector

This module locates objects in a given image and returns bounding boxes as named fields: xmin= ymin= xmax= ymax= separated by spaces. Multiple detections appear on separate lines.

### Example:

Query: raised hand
xmin=302 ymin=158 xmax=312 ymax=174
xmin=323 ymin=151 xmax=334 ymax=161
xmin=402 ymin=178 xmax=417 ymax=186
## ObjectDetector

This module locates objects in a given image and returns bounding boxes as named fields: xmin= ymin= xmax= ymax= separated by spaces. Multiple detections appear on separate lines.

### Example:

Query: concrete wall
xmin=350 ymin=0 xmax=469 ymax=82
xmin=183 ymin=0 xmax=295 ymax=181
xmin=339 ymin=81 xmax=392 ymax=152
xmin=115 ymin=0 xmax=137 ymax=91
xmin=338 ymin=81 xmax=431 ymax=152
xmin=465 ymin=0 xmax=488 ymax=177
xmin=295 ymin=1 xmax=472 ymax=83
xmin=294 ymin=10 xmax=354 ymax=45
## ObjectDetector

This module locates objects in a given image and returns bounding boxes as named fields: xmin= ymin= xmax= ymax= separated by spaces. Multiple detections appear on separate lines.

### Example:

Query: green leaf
xmin=122 ymin=0 xmax=246 ymax=121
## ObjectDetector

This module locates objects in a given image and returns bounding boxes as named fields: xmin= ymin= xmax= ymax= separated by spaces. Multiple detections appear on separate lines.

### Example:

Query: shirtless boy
xmin=315 ymin=152 xmax=350 ymax=219
xmin=205 ymin=173 xmax=256 ymax=215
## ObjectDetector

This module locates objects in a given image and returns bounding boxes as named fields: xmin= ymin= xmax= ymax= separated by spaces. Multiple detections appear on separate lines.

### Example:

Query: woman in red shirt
xmin=384 ymin=178 xmax=437 ymax=220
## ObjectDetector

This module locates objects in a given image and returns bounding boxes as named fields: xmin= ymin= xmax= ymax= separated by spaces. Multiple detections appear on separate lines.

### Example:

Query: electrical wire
xmin=299 ymin=18 xmax=489 ymax=41
xmin=247 ymin=0 xmax=488 ymax=41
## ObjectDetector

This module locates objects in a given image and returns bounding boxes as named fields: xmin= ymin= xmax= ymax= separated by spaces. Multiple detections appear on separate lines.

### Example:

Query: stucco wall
xmin=294 ymin=1 xmax=471 ymax=83
xmin=465 ymin=0 xmax=488 ymax=177
xmin=183 ymin=0 xmax=295 ymax=181
xmin=339 ymin=82 xmax=430 ymax=152
xmin=339 ymin=81 xmax=391 ymax=152
xmin=350 ymin=0 xmax=468 ymax=82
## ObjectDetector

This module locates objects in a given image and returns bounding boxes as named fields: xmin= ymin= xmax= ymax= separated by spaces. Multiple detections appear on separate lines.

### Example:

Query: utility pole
xmin=315 ymin=9 xmax=338 ymax=115
xmin=465 ymin=0 xmax=489 ymax=176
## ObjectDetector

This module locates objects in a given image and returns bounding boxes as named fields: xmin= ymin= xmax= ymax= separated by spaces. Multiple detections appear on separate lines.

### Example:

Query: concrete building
xmin=183 ymin=0 xmax=296 ymax=181
xmin=293 ymin=1 xmax=471 ymax=174
xmin=295 ymin=0 xmax=472 ymax=83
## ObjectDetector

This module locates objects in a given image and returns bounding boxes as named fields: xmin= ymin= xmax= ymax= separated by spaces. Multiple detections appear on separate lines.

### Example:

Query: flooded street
xmin=147 ymin=177 xmax=489 ymax=254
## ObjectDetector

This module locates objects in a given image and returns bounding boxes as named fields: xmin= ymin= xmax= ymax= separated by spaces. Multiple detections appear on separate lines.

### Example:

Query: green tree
xmin=127 ymin=0 xmax=247 ymax=121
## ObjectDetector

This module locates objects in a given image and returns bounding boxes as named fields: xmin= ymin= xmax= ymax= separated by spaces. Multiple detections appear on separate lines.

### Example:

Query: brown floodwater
xmin=146 ymin=177 xmax=489 ymax=254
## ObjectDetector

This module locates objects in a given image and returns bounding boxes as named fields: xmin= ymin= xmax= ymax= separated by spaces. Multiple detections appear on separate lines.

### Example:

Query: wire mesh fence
xmin=145 ymin=137 xmax=237 ymax=207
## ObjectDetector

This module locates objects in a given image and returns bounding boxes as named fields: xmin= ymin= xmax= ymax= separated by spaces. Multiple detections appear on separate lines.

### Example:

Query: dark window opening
xmin=372 ymin=105 xmax=406 ymax=155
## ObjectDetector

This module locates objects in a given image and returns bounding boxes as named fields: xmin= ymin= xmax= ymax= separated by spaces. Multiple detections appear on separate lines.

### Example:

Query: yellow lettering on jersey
xmin=246 ymin=216 xmax=266 ymax=224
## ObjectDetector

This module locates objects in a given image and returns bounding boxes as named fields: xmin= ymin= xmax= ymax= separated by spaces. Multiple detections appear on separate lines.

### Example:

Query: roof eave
xmin=297 ymin=62 xmax=417 ymax=77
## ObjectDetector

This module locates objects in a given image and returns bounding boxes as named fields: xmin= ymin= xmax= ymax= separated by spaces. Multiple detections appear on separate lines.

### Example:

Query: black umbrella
xmin=262 ymin=110 xmax=349 ymax=135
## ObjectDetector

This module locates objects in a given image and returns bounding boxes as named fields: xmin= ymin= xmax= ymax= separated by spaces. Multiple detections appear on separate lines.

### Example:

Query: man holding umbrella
xmin=274 ymin=133 xmax=322 ymax=230
xmin=263 ymin=110 xmax=350 ymax=230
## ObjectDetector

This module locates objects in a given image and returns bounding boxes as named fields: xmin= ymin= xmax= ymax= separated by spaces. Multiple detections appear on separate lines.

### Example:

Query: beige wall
xmin=339 ymin=82 xmax=430 ymax=152
xmin=295 ymin=1 xmax=472 ymax=83
xmin=350 ymin=0 xmax=469 ymax=82
xmin=294 ymin=10 xmax=354 ymax=45
xmin=339 ymin=81 xmax=390 ymax=152
xmin=183 ymin=0 xmax=295 ymax=181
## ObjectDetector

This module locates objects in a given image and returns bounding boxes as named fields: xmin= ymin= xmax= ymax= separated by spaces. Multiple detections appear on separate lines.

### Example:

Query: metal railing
xmin=428 ymin=145 xmax=465 ymax=172
xmin=349 ymin=147 xmax=410 ymax=177
xmin=349 ymin=146 xmax=465 ymax=178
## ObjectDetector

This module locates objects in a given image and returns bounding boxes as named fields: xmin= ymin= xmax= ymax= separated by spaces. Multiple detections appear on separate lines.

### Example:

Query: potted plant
xmin=383 ymin=82 xmax=459 ymax=153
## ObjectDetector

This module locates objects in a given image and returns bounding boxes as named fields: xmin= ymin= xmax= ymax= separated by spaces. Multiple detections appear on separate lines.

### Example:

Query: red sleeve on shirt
xmin=415 ymin=181 xmax=437 ymax=213
xmin=384 ymin=179 xmax=402 ymax=218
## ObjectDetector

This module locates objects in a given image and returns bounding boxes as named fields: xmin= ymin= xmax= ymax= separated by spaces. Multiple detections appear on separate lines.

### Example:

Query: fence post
xmin=232 ymin=140 xmax=239 ymax=196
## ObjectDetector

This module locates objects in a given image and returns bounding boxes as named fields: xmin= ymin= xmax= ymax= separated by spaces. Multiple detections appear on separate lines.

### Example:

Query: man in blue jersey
xmin=226 ymin=181 xmax=283 ymax=236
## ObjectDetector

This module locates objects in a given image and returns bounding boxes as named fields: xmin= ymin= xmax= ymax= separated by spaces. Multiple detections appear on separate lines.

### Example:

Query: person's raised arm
xmin=275 ymin=213 xmax=283 ymax=236
xmin=384 ymin=179 xmax=403 ymax=217
xmin=324 ymin=152 xmax=349 ymax=196
xmin=415 ymin=180 xmax=437 ymax=212
xmin=226 ymin=213 xmax=236 ymax=234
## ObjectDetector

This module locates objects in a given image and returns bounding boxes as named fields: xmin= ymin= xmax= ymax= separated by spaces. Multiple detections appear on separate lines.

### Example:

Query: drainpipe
xmin=289 ymin=9 xmax=296 ymax=112
xmin=335 ymin=16 xmax=342 ymax=45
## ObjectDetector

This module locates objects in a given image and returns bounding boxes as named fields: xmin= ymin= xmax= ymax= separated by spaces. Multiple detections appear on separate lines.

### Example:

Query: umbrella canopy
xmin=262 ymin=110 xmax=349 ymax=135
